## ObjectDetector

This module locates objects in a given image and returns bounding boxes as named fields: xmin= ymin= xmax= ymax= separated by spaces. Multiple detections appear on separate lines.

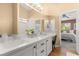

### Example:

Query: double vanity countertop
xmin=0 ymin=33 xmax=56 ymax=55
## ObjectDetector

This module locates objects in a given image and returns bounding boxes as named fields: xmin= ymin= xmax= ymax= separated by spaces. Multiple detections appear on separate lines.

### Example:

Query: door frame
xmin=59 ymin=9 xmax=78 ymax=48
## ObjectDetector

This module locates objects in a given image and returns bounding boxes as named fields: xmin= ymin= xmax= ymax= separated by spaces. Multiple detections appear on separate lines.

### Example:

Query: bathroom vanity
xmin=0 ymin=33 xmax=56 ymax=56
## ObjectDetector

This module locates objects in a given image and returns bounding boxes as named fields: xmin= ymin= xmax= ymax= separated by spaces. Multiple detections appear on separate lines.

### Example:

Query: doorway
xmin=60 ymin=16 xmax=76 ymax=51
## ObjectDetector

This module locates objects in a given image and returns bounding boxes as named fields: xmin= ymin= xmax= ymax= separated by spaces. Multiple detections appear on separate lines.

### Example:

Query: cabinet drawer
xmin=37 ymin=40 xmax=46 ymax=48
xmin=37 ymin=40 xmax=47 ymax=56
xmin=37 ymin=48 xmax=46 ymax=56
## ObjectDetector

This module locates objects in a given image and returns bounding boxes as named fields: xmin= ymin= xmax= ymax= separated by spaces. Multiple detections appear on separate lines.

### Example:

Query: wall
xmin=12 ymin=3 xmax=19 ymax=34
xmin=0 ymin=3 xmax=19 ymax=35
xmin=55 ymin=16 xmax=61 ymax=47
xmin=41 ymin=3 xmax=79 ymax=16
xmin=19 ymin=4 xmax=31 ymax=19
xmin=30 ymin=10 xmax=43 ymax=20
xmin=19 ymin=4 xmax=43 ymax=20
xmin=0 ymin=4 xmax=13 ymax=35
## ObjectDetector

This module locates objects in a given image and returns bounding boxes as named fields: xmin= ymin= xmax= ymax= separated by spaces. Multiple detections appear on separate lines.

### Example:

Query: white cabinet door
xmin=46 ymin=37 xmax=52 ymax=55
xmin=4 ymin=44 xmax=37 ymax=56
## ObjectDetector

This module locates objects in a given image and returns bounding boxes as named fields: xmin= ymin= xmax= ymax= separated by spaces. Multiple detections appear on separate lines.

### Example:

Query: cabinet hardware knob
xmin=34 ymin=46 xmax=36 ymax=48
xmin=41 ymin=50 xmax=44 ymax=53
xmin=47 ymin=40 xmax=48 ymax=42
xmin=41 ymin=43 xmax=44 ymax=46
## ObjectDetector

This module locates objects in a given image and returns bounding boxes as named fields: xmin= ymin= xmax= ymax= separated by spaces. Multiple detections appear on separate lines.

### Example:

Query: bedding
xmin=61 ymin=33 xmax=76 ymax=43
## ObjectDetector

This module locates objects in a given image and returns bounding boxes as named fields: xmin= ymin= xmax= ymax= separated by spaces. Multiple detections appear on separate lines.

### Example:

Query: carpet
xmin=61 ymin=40 xmax=76 ymax=51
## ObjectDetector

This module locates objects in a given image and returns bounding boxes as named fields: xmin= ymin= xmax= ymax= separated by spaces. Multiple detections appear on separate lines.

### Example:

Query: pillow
xmin=70 ymin=30 xmax=74 ymax=33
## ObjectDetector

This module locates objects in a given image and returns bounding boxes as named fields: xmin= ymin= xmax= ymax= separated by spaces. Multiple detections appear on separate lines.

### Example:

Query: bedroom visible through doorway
xmin=61 ymin=13 xmax=76 ymax=51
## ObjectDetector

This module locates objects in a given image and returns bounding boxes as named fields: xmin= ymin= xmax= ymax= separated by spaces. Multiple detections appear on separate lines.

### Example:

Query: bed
xmin=61 ymin=33 xmax=76 ymax=43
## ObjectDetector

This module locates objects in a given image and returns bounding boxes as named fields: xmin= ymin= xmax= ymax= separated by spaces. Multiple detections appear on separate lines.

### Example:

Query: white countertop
xmin=0 ymin=33 xmax=56 ymax=55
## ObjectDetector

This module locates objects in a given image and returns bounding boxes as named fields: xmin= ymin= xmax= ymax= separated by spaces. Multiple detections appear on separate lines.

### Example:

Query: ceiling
xmin=40 ymin=3 xmax=79 ymax=16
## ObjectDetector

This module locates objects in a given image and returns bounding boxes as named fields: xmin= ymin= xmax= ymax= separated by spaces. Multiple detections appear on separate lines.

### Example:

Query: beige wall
xmin=19 ymin=5 xmax=30 ymax=19
xmin=0 ymin=3 xmax=18 ymax=35
xmin=0 ymin=4 xmax=13 ymax=35
xmin=30 ymin=10 xmax=43 ymax=20
xmin=19 ymin=4 xmax=43 ymax=20
xmin=55 ymin=16 xmax=61 ymax=47
xmin=12 ymin=4 xmax=19 ymax=34
xmin=41 ymin=3 xmax=79 ymax=16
